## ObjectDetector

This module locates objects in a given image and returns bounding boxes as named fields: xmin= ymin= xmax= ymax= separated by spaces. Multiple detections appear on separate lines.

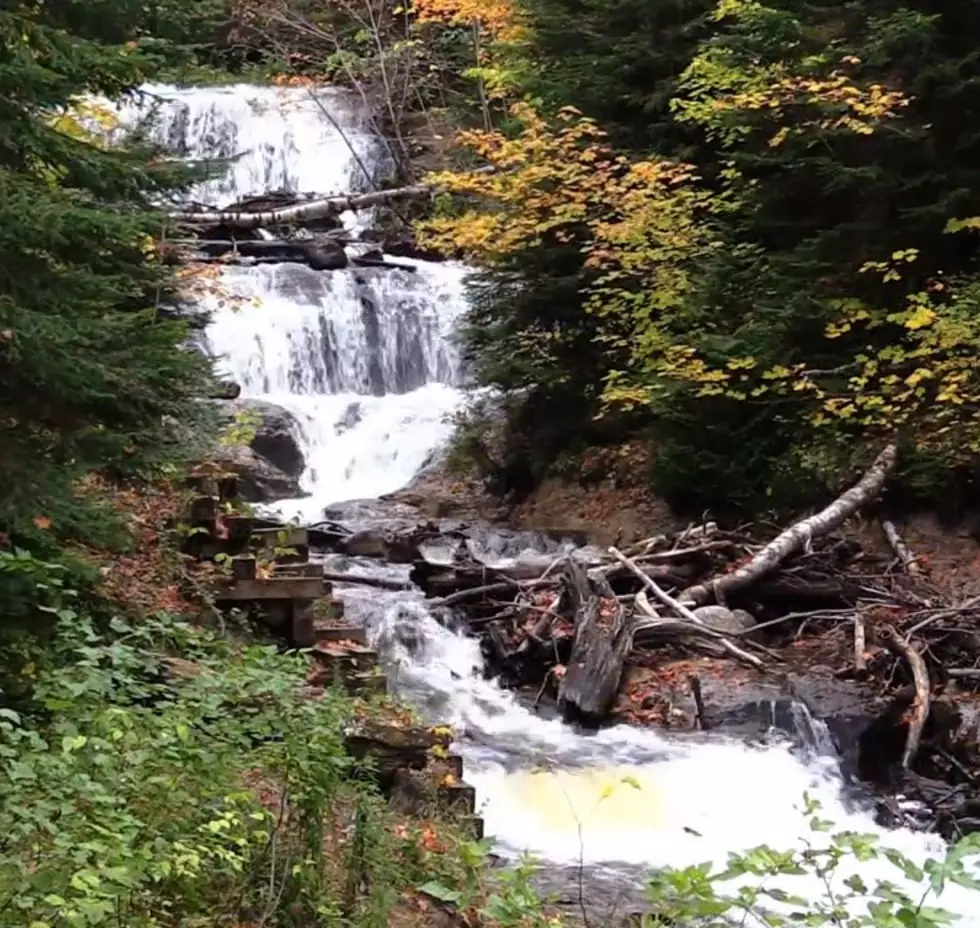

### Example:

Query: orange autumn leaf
xmin=33 ymin=515 xmax=52 ymax=530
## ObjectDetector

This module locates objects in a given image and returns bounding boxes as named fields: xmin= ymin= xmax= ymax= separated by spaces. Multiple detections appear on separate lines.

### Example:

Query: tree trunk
xmin=557 ymin=560 xmax=632 ymax=725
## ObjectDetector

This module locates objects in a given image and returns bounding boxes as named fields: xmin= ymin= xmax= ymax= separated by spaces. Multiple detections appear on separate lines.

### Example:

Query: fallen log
xmin=182 ymin=253 xmax=419 ymax=272
xmin=168 ymin=184 xmax=434 ymax=229
xmin=557 ymin=560 xmax=632 ymax=725
xmin=319 ymin=570 xmax=412 ymax=591
xmin=680 ymin=444 xmax=898 ymax=606
xmin=413 ymin=557 xmax=566 ymax=598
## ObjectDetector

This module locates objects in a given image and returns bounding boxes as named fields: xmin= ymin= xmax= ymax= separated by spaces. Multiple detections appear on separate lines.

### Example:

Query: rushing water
xmin=123 ymin=83 xmax=468 ymax=518
xmin=136 ymin=83 xmax=980 ymax=921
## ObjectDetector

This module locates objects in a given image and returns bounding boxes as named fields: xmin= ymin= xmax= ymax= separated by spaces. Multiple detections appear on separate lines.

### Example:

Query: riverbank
xmin=0 ymin=473 xmax=563 ymax=928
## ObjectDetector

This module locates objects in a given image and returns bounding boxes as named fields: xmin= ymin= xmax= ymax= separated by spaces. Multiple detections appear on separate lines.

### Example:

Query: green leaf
xmin=418 ymin=881 xmax=463 ymax=904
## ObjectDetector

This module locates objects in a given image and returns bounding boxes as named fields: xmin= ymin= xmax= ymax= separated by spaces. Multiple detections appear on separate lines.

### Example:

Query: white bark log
xmin=167 ymin=184 xmax=434 ymax=229
xmin=680 ymin=444 xmax=898 ymax=606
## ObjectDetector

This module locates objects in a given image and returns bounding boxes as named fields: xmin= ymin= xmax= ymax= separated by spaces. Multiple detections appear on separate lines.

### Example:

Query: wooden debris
xmin=854 ymin=612 xmax=867 ymax=673
xmin=610 ymin=546 xmax=764 ymax=670
xmin=881 ymin=519 xmax=922 ymax=575
xmin=557 ymin=560 xmax=633 ymax=724
xmin=879 ymin=625 xmax=931 ymax=770
xmin=680 ymin=444 xmax=898 ymax=606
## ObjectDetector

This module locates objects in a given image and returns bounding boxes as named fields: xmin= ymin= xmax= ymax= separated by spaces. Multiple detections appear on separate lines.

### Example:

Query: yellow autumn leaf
xmin=905 ymin=306 xmax=937 ymax=330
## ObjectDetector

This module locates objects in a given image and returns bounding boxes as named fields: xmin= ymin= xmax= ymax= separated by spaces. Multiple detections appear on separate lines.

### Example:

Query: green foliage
xmin=433 ymin=0 xmax=980 ymax=514
xmin=644 ymin=794 xmax=980 ymax=928
xmin=517 ymin=0 xmax=714 ymax=152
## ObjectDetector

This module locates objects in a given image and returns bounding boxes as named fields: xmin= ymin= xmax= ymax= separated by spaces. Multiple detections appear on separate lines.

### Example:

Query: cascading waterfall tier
xmin=120 ymin=84 xmax=468 ymax=516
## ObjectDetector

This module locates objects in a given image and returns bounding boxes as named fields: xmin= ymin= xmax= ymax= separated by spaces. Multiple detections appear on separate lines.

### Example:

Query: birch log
xmin=680 ymin=444 xmax=898 ymax=607
xmin=167 ymin=184 xmax=434 ymax=229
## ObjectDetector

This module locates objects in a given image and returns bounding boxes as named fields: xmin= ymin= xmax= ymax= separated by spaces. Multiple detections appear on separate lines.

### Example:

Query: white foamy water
xmin=118 ymin=84 xmax=467 ymax=517
xmin=126 ymin=83 xmax=980 ymax=920
xmin=332 ymin=559 xmax=980 ymax=923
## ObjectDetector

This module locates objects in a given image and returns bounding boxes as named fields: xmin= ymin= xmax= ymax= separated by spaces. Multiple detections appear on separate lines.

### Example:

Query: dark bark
xmin=557 ymin=560 xmax=632 ymax=726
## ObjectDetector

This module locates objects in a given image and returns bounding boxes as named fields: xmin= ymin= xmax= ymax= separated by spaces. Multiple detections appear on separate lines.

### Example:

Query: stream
xmin=133 ymin=83 xmax=980 ymax=922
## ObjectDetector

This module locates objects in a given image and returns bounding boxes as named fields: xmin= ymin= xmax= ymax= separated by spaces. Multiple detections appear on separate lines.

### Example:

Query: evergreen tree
xmin=0 ymin=2 xmax=214 ymax=565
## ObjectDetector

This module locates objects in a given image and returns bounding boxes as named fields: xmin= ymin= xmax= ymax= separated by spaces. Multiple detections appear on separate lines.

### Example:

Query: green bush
xmin=644 ymin=794 xmax=980 ymax=928
xmin=0 ymin=547 xmax=485 ymax=928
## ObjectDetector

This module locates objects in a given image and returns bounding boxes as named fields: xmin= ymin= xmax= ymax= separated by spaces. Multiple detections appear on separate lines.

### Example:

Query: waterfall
xmin=128 ymin=83 xmax=980 ymax=922
xmin=125 ymin=84 xmax=467 ymax=517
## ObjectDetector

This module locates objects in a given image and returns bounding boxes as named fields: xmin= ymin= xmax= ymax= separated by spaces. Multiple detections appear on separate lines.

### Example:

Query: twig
xmin=854 ymin=613 xmax=867 ymax=672
xmin=610 ymin=547 xmax=764 ymax=670
xmin=689 ymin=676 xmax=707 ymax=731
xmin=680 ymin=444 xmax=898 ymax=606
xmin=881 ymin=519 xmax=921 ymax=575
xmin=879 ymin=626 xmax=931 ymax=770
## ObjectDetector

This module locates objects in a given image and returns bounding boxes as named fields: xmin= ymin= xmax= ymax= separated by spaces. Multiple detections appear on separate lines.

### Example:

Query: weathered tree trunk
xmin=557 ymin=560 xmax=632 ymax=726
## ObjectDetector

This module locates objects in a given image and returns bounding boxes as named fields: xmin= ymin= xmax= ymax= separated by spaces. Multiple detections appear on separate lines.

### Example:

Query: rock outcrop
xmin=215 ymin=398 xmax=306 ymax=479
xmin=210 ymin=444 xmax=304 ymax=503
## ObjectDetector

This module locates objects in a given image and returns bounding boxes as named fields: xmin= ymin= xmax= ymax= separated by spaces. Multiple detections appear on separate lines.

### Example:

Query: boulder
xmin=208 ymin=379 xmax=241 ymax=399
xmin=215 ymin=399 xmax=305 ymax=478
xmin=691 ymin=605 xmax=759 ymax=639
xmin=210 ymin=444 xmax=304 ymax=503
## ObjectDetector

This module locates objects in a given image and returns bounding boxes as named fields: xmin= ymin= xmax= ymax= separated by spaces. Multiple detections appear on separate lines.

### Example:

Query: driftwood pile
xmin=405 ymin=446 xmax=906 ymax=724
xmin=165 ymin=185 xmax=442 ymax=271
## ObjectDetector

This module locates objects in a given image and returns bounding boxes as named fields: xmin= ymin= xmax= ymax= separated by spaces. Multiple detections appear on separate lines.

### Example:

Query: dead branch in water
xmin=319 ymin=570 xmax=412 ymax=591
xmin=879 ymin=625 xmax=931 ymax=770
xmin=680 ymin=444 xmax=898 ymax=606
